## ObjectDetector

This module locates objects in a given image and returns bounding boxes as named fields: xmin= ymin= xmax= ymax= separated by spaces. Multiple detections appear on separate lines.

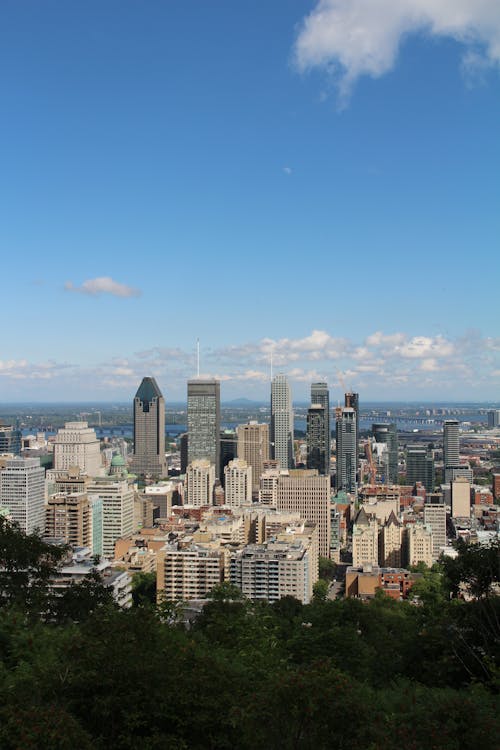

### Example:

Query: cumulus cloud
xmin=294 ymin=0 xmax=500 ymax=102
xmin=65 ymin=277 xmax=141 ymax=298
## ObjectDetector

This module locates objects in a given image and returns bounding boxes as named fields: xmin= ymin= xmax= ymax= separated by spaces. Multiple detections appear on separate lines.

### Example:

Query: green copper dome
xmin=111 ymin=454 xmax=126 ymax=467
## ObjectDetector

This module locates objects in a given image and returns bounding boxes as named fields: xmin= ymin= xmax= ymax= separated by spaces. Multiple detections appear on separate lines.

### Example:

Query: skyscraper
xmin=130 ymin=377 xmax=167 ymax=478
xmin=311 ymin=382 xmax=330 ymax=475
xmin=372 ymin=423 xmax=399 ymax=484
xmin=306 ymin=404 xmax=327 ymax=475
xmin=187 ymin=379 xmax=221 ymax=474
xmin=406 ymin=445 xmax=434 ymax=491
xmin=0 ymin=457 xmax=45 ymax=534
xmin=336 ymin=407 xmax=357 ymax=494
xmin=0 ymin=422 xmax=21 ymax=456
xmin=53 ymin=421 xmax=102 ymax=476
xmin=344 ymin=392 xmax=359 ymax=479
xmin=270 ymin=374 xmax=294 ymax=470
xmin=237 ymin=421 xmax=269 ymax=495
xmin=443 ymin=420 xmax=459 ymax=483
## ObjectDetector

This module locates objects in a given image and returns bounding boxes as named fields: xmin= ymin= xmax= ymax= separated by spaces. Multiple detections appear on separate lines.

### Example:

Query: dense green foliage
xmin=0 ymin=519 xmax=498 ymax=749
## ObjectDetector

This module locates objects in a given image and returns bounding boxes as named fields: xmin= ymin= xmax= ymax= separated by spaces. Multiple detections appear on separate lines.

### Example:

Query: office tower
xmin=179 ymin=433 xmax=188 ymax=474
xmin=403 ymin=523 xmax=433 ymax=568
xmin=130 ymin=377 xmax=167 ymax=478
xmin=344 ymin=391 xmax=359 ymax=478
xmin=451 ymin=477 xmax=471 ymax=519
xmin=406 ymin=445 xmax=434 ymax=492
xmin=187 ymin=379 xmax=220 ymax=475
xmin=335 ymin=407 xmax=357 ymax=494
xmin=423 ymin=497 xmax=447 ymax=560
xmin=379 ymin=511 xmax=402 ymax=567
xmin=443 ymin=420 xmax=460 ymax=483
xmin=87 ymin=476 xmax=134 ymax=558
xmin=352 ymin=507 xmax=379 ymax=567
xmin=0 ymin=457 xmax=45 ymax=534
xmin=487 ymin=409 xmax=500 ymax=428
xmin=276 ymin=470 xmax=330 ymax=557
xmin=185 ymin=459 xmax=215 ymax=506
xmin=224 ymin=459 xmax=252 ymax=506
xmin=270 ymin=374 xmax=294 ymax=470
xmin=311 ymin=382 xmax=330 ymax=475
xmin=45 ymin=492 xmax=91 ymax=548
xmin=53 ymin=421 xmax=102 ymax=476
xmin=237 ymin=422 xmax=269 ymax=495
xmin=372 ymin=423 xmax=399 ymax=484
xmin=0 ymin=422 xmax=21 ymax=456
xmin=220 ymin=428 xmax=237 ymax=482
xmin=306 ymin=404 xmax=327 ymax=475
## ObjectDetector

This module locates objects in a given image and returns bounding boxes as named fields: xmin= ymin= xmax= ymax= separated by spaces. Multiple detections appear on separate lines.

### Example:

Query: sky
xmin=1 ymin=0 xmax=499 ymax=403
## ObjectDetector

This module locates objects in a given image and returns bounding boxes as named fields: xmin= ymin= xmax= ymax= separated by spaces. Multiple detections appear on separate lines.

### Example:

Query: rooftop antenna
xmin=196 ymin=338 xmax=200 ymax=378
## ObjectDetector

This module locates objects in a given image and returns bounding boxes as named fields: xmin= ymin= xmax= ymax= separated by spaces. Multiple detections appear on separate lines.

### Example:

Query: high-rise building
xmin=311 ymin=382 xmax=330 ymax=475
xmin=130 ymin=377 xmax=167 ymax=478
xmin=404 ymin=523 xmax=433 ymax=568
xmin=157 ymin=544 xmax=223 ymax=601
xmin=372 ymin=423 xmax=398 ymax=484
xmin=220 ymin=429 xmax=237 ymax=483
xmin=0 ymin=422 xmax=21 ymax=456
xmin=423 ymin=497 xmax=447 ymax=560
xmin=451 ymin=477 xmax=471 ymax=519
xmin=0 ymin=457 xmax=45 ymax=534
xmin=87 ymin=476 xmax=134 ymax=558
xmin=352 ymin=507 xmax=379 ymax=567
xmin=187 ymin=379 xmax=221 ymax=475
xmin=270 ymin=374 xmax=294 ymax=470
xmin=406 ymin=445 xmax=434 ymax=492
xmin=344 ymin=392 xmax=359 ymax=478
xmin=237 ymin=422 xmax=269 ymax=495
xmin=53 ymin=421 xmax=102 ymax=476
xmin=307 ymin=404 xmax=328 ymax=475
xmin=335 ymin=407 xmax=357 ymax=494
xmin=276 ymin=470 xmax=330 ymax=557
xmin=185 ymin=459 xmax=215 ymax=506
xmin=443 ymin=419 xmax=460 ymax=477
xmin=379 ymin=510 xmax=402 ymax=567
xmin=45 ymin=492 xmax=91 ymax=548
xmin=487 ymin=410 xmax=500 ymax=428
xmin=224 ymin=458 xmax=252 ymax=506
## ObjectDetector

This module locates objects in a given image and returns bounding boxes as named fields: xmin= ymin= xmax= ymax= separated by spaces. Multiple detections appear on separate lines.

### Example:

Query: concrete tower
xmin=131 ymin=377 xmax=167 ymax=478
xmin=270 ymin=374 xmax=294 ymax=470
xmin=443 ymin=420 xmax=460 ymax=483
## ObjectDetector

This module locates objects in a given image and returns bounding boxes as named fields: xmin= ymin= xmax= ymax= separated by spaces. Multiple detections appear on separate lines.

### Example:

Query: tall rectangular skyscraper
xmin=344 ymin=392 xmax=359 ymax=479
xmin=311 ymin=382 xmax=330 ymax=475
xmin=335 ymin=407 xmax=357 ymax=494
xmin=187 ymin=379 xmax=221 ymax=475
xmin=0 ymin=457 xmax=45 ymax=534
xmin=372 ymin=423 xmax=399 ymax=484
xmin=270 ymin=374 xmax=294 ymax=470
xmin=307 ymin=404 xmax=327 ymax=475
xmin=130 ymin=377 xmax=167 ymax=478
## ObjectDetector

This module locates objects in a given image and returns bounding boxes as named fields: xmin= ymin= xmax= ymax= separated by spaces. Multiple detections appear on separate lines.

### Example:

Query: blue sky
xmin=1 ymin=0 xmax=499 ymax=402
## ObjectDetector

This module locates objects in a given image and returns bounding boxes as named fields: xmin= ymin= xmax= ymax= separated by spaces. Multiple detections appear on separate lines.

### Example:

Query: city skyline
xmin=1 ymin=2 xmax=499 ymax=401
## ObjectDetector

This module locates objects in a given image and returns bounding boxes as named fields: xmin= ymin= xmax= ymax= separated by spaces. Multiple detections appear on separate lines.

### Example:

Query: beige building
xmin=361 ymin=497 xmax=399 ymax=524
xmin=134 ymin=493 xmax=155 ymax=530
xmin=451 ymin=477 xmax=471 ymax=519
xmin=276 ymin=470 xmax=331 ymax=557
xmin=185 ymin=460 xmax=215 ymax=506
xmin=224 ymin=458 xmax=252 ymax=506
xmin=352 ymin=507 xmax=379 ymax=567
xmin=144 ymin=481 xmax=176 ymax=518
xmin=45 ymin=491 xmax=91 ymax=547
xmin=157 ymin=543 xmax=223 ymax=601
xmin=259 ymin=467 xmax=280 ymax=505
xmin=53 ymin=422 xmax=102 ymax=476
xmin=237 ymin=421 xmax=269 ymax=495
xmin=230 ymin=523 xmax=318 ymax=604
xmin=378 ymin=510 xmax=402 ymax=567
xmin=87 ymin=476 xmax=134 ymax=557
xmin=404 ymin=523 xmax=434 ymax=568
xmin=423 ymin=500 xmax=447 ymax=560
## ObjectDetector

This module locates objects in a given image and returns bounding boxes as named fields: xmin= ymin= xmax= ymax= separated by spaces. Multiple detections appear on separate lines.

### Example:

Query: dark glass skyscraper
xmin=307 ymin=404 xmax=327 ymax=475
xmin=336 ymin=407 xmax=357 ymax=493
xmin=406 ymin=445 xmax=434 ymax=491
xmin=131 ymin=377 xmax=167 ymax=478
xmin=344 ymin=392 xmax=359 ymax=479
xmin=311 ymin=382 xmax=330 ymax=475
xmin=187 ymin=379 xmax=221 ymax=475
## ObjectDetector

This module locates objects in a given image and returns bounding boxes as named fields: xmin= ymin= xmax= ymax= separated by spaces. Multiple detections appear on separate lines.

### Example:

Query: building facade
xmin=237 ymin=421 xmax=269 ymax=495
xmin=53 ymin=421 xmax=102 ymax=476
xmin=224 ymin=458 xmax=252 ymax=506
xmin=270 ymin=374 xmax=294 ymax=470
xmin=0 ymin=457 xmax=45 ymax=534
xmin=307 ymin=404 xmax=328 ymax=475
xmin=187 ymin=379 xmax=221 ymax=474
xmin=372 ymin=423 xmax=398 ymax=484
xmin=311 ymin=382 xmax=330 ymax=475
xmin=87 ymin=476 xmax=134 ymax=558
xmin=130 ymin=377 xmax=167 ymax=478
xmin=185 ymin=460 xmax=215 ymax=506
xmin=336 ymin=407 xmax=357 ymax=494
xmin=276 ymin=470 xmax=330 ymax=557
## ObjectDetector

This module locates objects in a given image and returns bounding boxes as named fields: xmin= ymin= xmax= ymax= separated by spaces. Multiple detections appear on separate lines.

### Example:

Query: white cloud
xmin=294 ymin=0 xmax=500 ymax=102
xmin=65 ymin=276 xmax=141 ymax=298
xmin=283 ymin=166 xmax=293 ymax=175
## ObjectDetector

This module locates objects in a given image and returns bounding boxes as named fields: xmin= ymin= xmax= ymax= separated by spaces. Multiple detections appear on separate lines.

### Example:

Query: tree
xmin=131 ymin=571 xmax=157 ymax=607
xmin=312 ymin=579 xmax=329 ymax=601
